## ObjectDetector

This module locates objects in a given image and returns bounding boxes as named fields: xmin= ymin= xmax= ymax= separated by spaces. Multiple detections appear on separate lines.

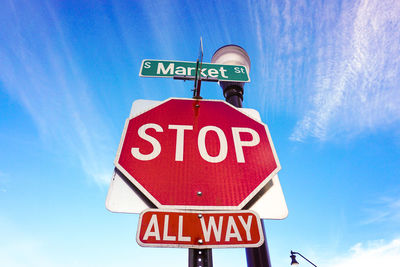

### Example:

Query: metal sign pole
xmin=188 ymin=38 xmax=212 ymax=267
xmin=245 ymin=223 xmax=272 ymax=267
xmin=189 ymin=249 xmax=213 ymax=267
xmin=222 ymin=86 xmax=272 ymax=267
xmin=211 ymin=44 xmax=273 ymax=267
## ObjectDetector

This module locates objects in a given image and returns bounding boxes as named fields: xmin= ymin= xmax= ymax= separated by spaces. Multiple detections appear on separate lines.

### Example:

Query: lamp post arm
xmin=291 ymin=251 xmax=317 ymax=267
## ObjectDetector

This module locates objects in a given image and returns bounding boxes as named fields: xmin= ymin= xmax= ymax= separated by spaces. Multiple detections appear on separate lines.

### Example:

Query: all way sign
xmin=139 ymin=59 xmax=250 ymax=82
xmin=137 ymin=210 xmax=264 ymax=248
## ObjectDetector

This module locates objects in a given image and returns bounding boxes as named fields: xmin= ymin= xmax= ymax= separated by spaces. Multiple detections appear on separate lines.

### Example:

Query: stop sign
xmin=115 ymin=98 xmax=280 ymax=210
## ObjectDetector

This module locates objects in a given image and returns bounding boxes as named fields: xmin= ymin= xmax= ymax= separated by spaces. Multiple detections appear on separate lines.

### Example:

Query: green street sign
xmin=139 ymin=59 xmax=250 ymax=82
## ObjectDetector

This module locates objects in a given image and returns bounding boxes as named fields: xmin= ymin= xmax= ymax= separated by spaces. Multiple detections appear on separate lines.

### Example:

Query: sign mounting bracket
xmin=193 ymin=37 xmax=203 ymax=99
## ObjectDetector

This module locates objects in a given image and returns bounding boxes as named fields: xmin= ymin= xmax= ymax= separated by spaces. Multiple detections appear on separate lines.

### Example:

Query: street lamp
xmin=290 ymin=253 xmax=299 ymax=266
xmin=290 ymin=251 xmax=317 ymax=267
xmin=211 ymin=44 xmax=251 ymax=108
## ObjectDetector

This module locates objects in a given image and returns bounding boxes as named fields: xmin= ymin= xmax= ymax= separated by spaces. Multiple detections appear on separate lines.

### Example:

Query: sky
xmin=1 ymin=0 xmax=400 ymax=266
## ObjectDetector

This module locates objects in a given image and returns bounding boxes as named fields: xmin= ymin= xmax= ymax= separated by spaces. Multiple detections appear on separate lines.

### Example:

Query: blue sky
xmin=1 ymin=0 xmax=400 ymax=266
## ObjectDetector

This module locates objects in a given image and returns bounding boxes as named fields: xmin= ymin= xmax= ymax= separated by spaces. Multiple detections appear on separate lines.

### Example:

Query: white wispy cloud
xmin=291 ymin=0 xmax=400 ymax=141
xmin=325 ymin=238 xmax=400 ymax=267
xmin=0 ymin=1 xmax=114 ymax=184
xmin=362 ymin=194 xmax=400 ymax=224
xmin=248 ymin=0 xmax=317 ymax=113
xmin=248 ymin=0 xmax=400 ymax=141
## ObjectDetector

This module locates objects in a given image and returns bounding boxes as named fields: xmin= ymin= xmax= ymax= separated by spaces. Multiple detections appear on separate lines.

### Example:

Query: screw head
xmin=198 ymin=239 xmax=203 ymax=244
xmin=197 ymin=191 xmax=202 ymax=196
xmin=198 ymin=214 xmax=203 ymax=218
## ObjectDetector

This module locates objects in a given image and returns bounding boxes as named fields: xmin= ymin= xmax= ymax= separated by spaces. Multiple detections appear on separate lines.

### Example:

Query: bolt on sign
xmin=137 ymin=209 xmax=264 ymax=248
xmin=114 ymin=98 xmax=281 ymax=210
xmin=139 ymin=60 xmax=250 ymax=82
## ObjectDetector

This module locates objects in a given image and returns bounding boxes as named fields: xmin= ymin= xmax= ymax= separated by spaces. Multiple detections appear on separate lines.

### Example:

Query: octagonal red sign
xmin=114 ymin=98 xmax=280 ymax=210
